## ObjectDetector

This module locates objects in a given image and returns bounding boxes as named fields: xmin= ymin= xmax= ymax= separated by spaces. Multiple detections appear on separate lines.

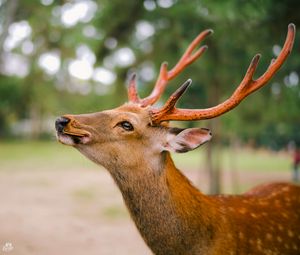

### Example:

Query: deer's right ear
xmin=163 ymin=128 xmax=212 ymax=153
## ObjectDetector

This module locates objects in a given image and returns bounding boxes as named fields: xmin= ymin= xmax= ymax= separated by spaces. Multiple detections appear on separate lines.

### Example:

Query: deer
xmin=55 ymin=24 xmax=300 ymax=255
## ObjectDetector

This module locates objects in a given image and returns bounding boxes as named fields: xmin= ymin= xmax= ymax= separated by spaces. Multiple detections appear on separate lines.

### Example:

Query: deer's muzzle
xmin=55 ymin=116 xmax=92 ymax=145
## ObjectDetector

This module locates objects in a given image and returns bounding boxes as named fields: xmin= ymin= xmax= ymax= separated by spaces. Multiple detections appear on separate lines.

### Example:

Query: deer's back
xmin=213 ymin=183 xmax=300 ymax=254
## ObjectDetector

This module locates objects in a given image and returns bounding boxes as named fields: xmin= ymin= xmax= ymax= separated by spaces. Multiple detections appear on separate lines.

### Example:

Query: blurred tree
xmin=0 ymin=75 xmax=23 ymax=136
xmin=0 ymin=0 xmax=299 ymax=191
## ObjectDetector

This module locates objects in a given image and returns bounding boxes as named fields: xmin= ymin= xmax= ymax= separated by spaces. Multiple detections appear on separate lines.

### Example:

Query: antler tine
xmin=127 ymin=73 xmax=141 ymax=103
xmin=249 ymin=23 xmax=295 ymax=94
xmin=132 ymin=29 xmax=213 ymax=107
xmin=167 ymin=30 xmax=213 ymax=80
xmin=151 ymin=79 xmax=192 ymax=121
xmin=150 ymin=23 xmax=296 ymax=124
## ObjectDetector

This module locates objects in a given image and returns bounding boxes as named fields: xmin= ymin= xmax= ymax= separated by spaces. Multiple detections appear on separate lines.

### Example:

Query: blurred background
xmin=0 ymin=0 xmax=300 ymax=254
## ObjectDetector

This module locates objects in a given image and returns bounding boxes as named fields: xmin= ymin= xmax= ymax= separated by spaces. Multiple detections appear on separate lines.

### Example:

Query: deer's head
xmin=55 ymin=99 xmax=212 ymax=171
xmin=55 ymin=25 xmax=295 ymax=171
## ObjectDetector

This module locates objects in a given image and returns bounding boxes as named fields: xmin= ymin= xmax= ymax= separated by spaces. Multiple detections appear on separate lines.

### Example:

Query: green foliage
xmin=0 ymin=0 xmax=299 ymax=148
xmin=0 ymin=75 xmax=24 ymax=136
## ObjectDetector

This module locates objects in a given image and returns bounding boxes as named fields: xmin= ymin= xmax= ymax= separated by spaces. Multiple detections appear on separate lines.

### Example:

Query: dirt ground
xmin=0 ymin=165 xmax=291 ymax=255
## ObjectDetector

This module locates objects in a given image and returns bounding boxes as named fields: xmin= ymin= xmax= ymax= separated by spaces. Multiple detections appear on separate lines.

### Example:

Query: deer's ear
xmin=163 ymin=128 xmax=212 ymax=153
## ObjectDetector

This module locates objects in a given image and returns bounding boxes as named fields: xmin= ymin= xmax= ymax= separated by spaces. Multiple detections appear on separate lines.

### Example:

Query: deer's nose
xmin=55 ymin=117 xmax=70 ymax=133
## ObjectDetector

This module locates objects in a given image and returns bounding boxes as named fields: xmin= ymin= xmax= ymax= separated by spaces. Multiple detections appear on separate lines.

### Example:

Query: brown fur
xmin=56 ymin=104 xmax=300 ymax=255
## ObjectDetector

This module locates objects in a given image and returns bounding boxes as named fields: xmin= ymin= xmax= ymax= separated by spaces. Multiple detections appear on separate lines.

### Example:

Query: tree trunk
xmin=206 ymin=118 xmax=222 ymax=194
xmin=229 ymin=134 xmax=240 ymax=193
xmin=29 ymin=102 xmax=42 ymax=139
xmin=204 ymin=41 xmax=223 ymax=194
xmin=0 ymin=0 xmax=18 ymax=58
xmin=204 ymin=41 xmax=222 ymax=193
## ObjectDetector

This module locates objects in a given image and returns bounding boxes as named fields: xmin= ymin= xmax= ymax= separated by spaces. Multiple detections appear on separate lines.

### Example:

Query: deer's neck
xmin=109 ymin=152 xmax=221 ymax=255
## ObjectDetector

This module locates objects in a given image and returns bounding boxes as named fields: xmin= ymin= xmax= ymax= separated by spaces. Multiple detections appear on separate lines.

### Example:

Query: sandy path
xmin=0 ymin=166 xmax=291 ymax=255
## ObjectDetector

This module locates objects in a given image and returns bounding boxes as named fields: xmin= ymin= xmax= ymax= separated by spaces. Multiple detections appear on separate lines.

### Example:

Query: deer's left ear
xmin=163 ymin=127 xmax=212 ymax=153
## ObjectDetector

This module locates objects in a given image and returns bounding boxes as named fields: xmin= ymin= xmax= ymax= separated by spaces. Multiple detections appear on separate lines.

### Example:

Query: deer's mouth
xmin=55 ymin=117 xmax=91 ymax=145
xmin=58 ymin=130 xmax=91 ymax=145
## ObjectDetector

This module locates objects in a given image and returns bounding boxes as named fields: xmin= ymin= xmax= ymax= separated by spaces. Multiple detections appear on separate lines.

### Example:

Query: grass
xmin=0 ymin=139 xmax=97 ymax=172
xmin=0 ymin=140 xmax=291 ymax=173
xmin=173 ymin=147 xmax=290 ymax=173
xmin=0 ymin=140 xmax=292 ymax=197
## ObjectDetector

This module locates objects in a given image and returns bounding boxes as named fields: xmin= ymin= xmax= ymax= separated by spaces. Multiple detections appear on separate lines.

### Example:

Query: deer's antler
xmin=127 ymin=29 xmax=213 ymax=107
xmin=150 ymin=23 xmax=295 ymax=124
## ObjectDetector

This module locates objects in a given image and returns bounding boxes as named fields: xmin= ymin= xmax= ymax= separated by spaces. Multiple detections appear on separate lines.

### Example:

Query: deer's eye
xmin=118 ymin=121 xmax=134 ymax=131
